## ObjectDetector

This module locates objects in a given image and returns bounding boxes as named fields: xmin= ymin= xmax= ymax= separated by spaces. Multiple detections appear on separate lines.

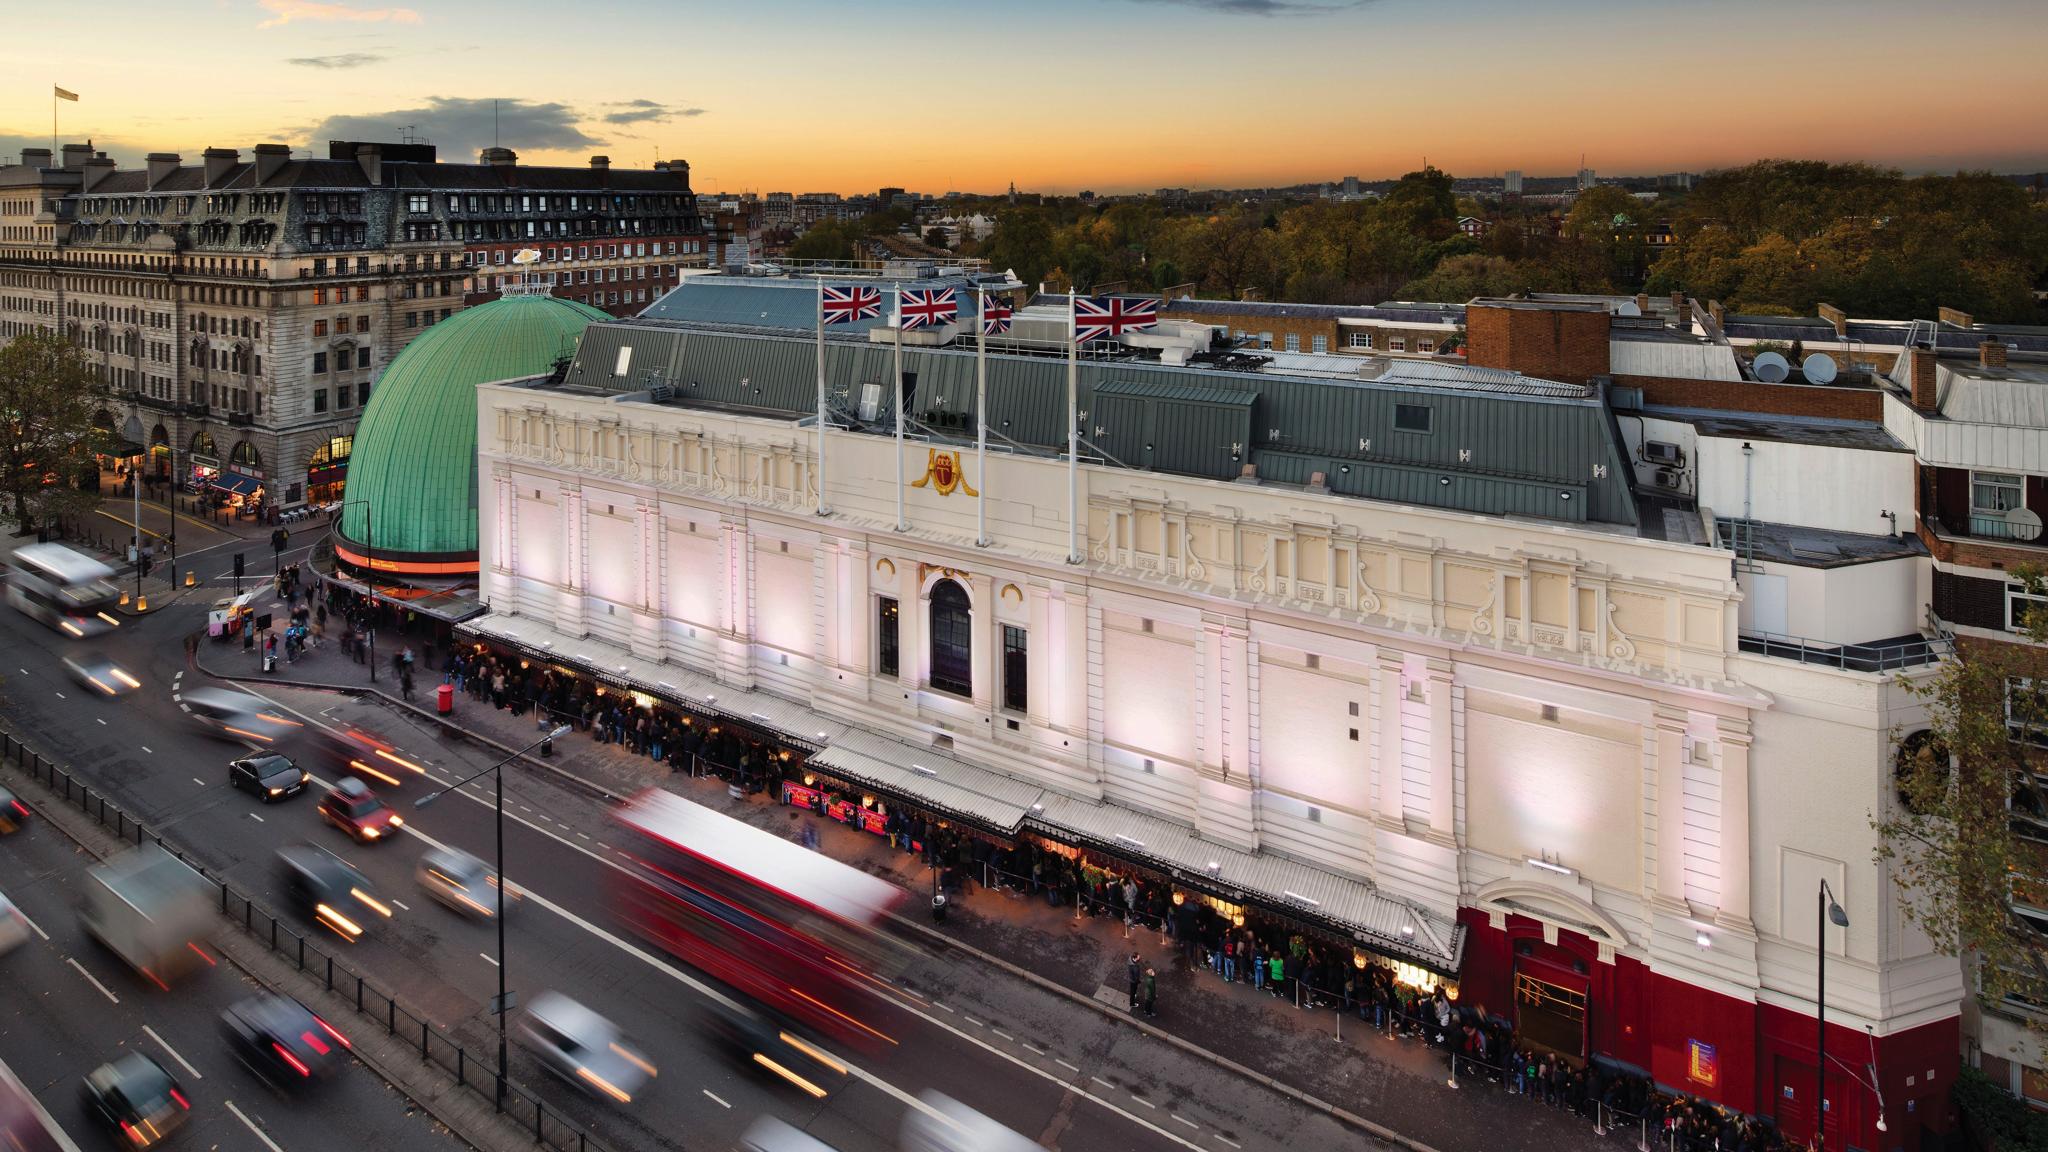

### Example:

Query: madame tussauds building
xmin=447 ymin=275 xmax=1962 ymax=1150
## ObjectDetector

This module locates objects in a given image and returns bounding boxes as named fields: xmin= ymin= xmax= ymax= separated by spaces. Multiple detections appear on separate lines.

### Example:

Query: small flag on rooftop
xmin=980 ymin=297 xmax=1013 ymax=337
xmin=1073 ymin=295 xmax=1157 ymax=344
xmin=897 ymin=287 xmax=958 ymax=330
xmin=54 ymin=86 xmax=78 ymax=102
xmin=820 ymin=285 xmax=881 ymax=325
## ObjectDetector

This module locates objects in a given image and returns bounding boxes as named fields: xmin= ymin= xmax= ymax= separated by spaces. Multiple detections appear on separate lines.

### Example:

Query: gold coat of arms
xmin=910 ymin=448 xmax=978 ymax=497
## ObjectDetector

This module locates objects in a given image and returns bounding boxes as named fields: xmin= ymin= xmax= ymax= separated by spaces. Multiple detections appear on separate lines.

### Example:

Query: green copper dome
xmin=337 ymin=293 xmax=607 ymax=572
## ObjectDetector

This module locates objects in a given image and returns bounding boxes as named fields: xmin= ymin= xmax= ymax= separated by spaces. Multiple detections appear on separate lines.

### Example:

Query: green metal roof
xmin=558 ymin=322 xmax=1638 ymax=527
xmin=339 ymin=294 xmax=607 ymax=562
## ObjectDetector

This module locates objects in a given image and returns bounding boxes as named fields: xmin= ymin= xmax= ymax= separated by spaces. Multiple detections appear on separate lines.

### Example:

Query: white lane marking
xmin=178 ymin=704 xmax=190 ymax=713
xmin=896 ymin=986 xmax=926 ymax=1002
xmin=1091 ymin=1076 xmax=1115 ymax=1089
xmin=95 ymin=718 xmax=107 ymax=726
xmin=390 ymin=899 xmax=410 ymax=911
xmin=1022 ymin=1042 xmax=1045 ymax=1055
xmin=961 ymin=1015 xmax=984 ymax=1028
xmin=16 ymin=668 xmax=25 ymax=675
xmin=142 ymin=1025 xmax=203 ymax=1080
xmin=140 ymin=746 xmax=153 ymax=754
xmin=192 ymin=777 xmax=206 ymax=786
xmin=1172 ymin=1114 xmax=1200 ymax=1130
xmin=53 ymin=692 xmax=65 ymax=700
xmin=1131 ymin=1096 xmax=1157 ymax=1110
xmin=248 ymin=813 xmax=264 ymax=823
xmin=224 ymin=1100 xmax=286 ymax=1152
xmin=171 ymin=693 xmax=181 ymax=702
xmin=1056 ymin=1058 xmax=1081 ymax=1072
xmin=67 ymin=959 xmax=120 ymax=1004
xmin=575 ymin=832 xmax=590 ymax=841
xmin=1215 ymin=1137 xmax=1242 ymax=1149
xmin=933 ymin=1002 xmax=955 ymax=1013
xmin=17 ymin=911 xmax=48 ymax=940
xmin=992 ymin=1029 xmax=1013 ymax=1041
xmin=702 ymin=1090 xmax=730 ymax=1108
xmin=479 ymin=953 xmax=499 ymax=967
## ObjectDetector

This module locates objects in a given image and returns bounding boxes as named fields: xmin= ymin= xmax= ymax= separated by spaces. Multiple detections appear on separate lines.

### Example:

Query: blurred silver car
xmin=417 ymin=847 xmax=518 ymax=919
xmin=517 ymin=992 xmax=656 ymax=1105
xmin=735 ymin=1117 xmax=842 ymax=1152
xmin=61 ymin=653 xmax=142 ymax=697
xmin=901 ymin=1092 xmax=1039 ymax=1152
xmin=0 ymin=891 xmax=30 ymax=956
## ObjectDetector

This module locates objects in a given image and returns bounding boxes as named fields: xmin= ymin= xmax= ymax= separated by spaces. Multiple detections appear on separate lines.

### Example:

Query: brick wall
xmin=1466 ymin=303 xmax=1610 ymax=382
xmin=1614 ymin=374 xmax=1883 ymax=421
xmin=1157 ymin=307 xmax=1336 ymax=352
xmin=1935 ymin=568 xmax=2009 ymax=631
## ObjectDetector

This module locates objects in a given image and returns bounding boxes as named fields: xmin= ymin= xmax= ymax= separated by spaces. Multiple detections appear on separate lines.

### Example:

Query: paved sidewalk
xmin=199 ymin=634 xmax=1623 ymax=1152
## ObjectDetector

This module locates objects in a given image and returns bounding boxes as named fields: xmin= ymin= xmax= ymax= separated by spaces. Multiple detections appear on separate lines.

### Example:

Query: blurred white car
xmin=61 ymin=653 xmax=142 ymax=697
xmin=0 ymin=891 xmax=34 ymax=956
xmin=735 ymin=1117 xmax=842 ymax=1152
xmin=417 ymin=847 xmax=517 ymax=919
xmin=901 ymin=1092 xmax=1039 ymax=1152
xmin=517 ymin=992 xmax=656 ymax=1105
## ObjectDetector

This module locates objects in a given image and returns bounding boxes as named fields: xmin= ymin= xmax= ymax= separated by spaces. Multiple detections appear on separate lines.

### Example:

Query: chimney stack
xmin=480 ymin=147 xmax=517 ymax=168
xmin=355 ymin=143 xmax=383 ymax=186
xmin=61 ymin=143 xmax=92 ymax=171
xmin=1817 ymin=302 xmax=1848 ymax=338
xmin=1981 ymin=338 xmax=2009 ymax=370
xmin=589 ymin=155 xmax=611 ymax=170
xmin=80 ymin=155 xmax=116 ymax=193
xmin=1674 ymin=296 xmax=1693 ymax=328
xmin=251 ymin=143 xmax=290 ymax=186
xmin=19 ymin=147 xmax=52 ymax=169
xmin=144 ymin=153 xmax=182 ymax=191
xmin=1908 ymin=343 xmax=1940 ymax=413
xmin=201 ymin=147 xmax=239 ymax=188
xmin=1633 ymin=293 xmax=1649 ymax=314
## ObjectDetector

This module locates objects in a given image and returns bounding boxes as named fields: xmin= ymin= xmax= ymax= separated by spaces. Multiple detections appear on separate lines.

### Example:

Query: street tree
xmin=1879 ymin=569 xmax=2048 ymax=1023
xmin=0 ymin=328 xmax=103 ymax=535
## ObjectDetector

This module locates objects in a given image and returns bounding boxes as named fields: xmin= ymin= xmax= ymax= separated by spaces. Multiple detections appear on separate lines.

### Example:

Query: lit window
xmin=877 ymin=598 xmax=899 ymax=677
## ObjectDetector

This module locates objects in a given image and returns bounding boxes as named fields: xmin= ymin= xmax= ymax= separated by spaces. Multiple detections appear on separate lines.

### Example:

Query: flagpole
xmin=975 ymin=288 xmax=990 ymax=548
xmin=893 ymin=282 xmax=906 ymax=533
xmin=1066 ymin=286 xmax=1080 ymax=565
xmin=815 ymin=275 xmax=830 ymax=517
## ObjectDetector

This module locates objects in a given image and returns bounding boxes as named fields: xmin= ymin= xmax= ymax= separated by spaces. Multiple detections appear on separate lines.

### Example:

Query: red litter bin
xmin=436 ymin=683 xmax=454 ymax=715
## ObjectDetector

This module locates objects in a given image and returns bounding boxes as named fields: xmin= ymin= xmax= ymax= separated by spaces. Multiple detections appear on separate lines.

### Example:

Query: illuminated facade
xmin=470 ymin=288 xmax=1963 ymax=1150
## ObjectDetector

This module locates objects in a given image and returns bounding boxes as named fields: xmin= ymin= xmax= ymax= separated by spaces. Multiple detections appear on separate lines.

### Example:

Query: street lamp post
xmin=1817 ymin=879 xmax=1849 ymax=1152
xmin=415 ymin=724 xmax=571 ymax=1110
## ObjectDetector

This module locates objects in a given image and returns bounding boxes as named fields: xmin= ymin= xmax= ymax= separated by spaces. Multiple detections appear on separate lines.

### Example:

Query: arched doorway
xmin=230 ymin=440 xmax=262 ymax=471
xmin=149 ymin=423 xmax=169 ymax=481
xmin=928 ymin=579 xmax=973 ymax=697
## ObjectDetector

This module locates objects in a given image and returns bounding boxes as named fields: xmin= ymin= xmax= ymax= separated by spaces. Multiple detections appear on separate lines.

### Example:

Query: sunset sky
xmin=2 ymin=0 xmax=2043 ymax=195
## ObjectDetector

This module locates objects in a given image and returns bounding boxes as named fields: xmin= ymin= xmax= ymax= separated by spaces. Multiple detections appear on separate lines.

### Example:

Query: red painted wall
xmin=1459 ymin=909 xmax=1959 ymax=1152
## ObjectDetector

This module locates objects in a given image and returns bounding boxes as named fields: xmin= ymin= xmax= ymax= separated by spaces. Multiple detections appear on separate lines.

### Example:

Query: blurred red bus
xmin=611 ymin=790 xmax=906 ymax=1050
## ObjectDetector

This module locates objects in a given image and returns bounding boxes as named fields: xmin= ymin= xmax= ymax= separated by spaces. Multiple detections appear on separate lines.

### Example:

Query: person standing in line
xmin=1141 ymin=968 xmax=1157 ymax=1018
xmin=1127 ymin=952 xmax=1143 ymax=1010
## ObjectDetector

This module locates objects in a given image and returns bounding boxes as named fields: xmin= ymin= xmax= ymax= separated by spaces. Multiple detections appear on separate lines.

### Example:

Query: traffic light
xmin=271 ymin=527 xmax=289 ymax=554
xmin=233 ymin=552 xmax=245 ymax=578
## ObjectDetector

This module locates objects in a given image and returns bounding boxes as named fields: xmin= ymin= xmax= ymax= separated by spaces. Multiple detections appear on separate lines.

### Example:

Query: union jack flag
xmin=980 ymin=296 xmax=1014 ymax=337
xmin=897 ymin=287 xmax=959 ymax=330
xmin=1073 ymin=295 xmax=1158 ymax=344
xmin=820 ymin=284 xmax=882 ymax=326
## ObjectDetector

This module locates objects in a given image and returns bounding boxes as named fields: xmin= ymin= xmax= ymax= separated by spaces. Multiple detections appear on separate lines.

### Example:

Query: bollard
xmin=421 ymin=1020 xmax=429 ymax=1062
xmin=388 ymin=999 xmax=396 ymax=1035
xmin=357 ymin=977 xmax=364 ymax=1012
xmin=325 ymin=955 xmax=333 ymax=991
xmin=296 ymin=935 xmax=304 ymax=970
xmin=1638 ymin=1117 xmax=1649 ymax=1152
xmin=1596 ymin=1103 xmax=1607 ymax=1137
xmin=457 ymin=1047 xmax=465 ymax=1085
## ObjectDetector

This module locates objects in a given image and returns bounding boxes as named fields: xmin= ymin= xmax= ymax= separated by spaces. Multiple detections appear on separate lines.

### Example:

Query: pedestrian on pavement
xmin=1267 ymin=952 xmax=1285 ymax=997
xmin=1127 ymin=952 xmax=1142 ymax=1010
xmin=1142 ymin=968 xmax=1157 ymax=1018
xmin=401 ymin=669 xmax=415 ymax=702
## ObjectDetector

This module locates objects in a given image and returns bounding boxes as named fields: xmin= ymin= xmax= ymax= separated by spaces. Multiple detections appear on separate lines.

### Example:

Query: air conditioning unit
xmin=1653 ymin=467 xmax=1686 ymax=490
xmin=1644 ymin=440 xmax=1682 ymax=464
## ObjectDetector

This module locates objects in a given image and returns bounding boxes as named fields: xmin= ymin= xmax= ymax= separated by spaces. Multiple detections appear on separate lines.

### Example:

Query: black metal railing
xmin=0 ymin=726 xmax=625 ymax=1152
xmin=1735 ymin=629 xmax=1950 ymax=672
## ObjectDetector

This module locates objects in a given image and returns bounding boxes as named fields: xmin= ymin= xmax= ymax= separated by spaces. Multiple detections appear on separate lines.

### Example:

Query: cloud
xmin=601 ymin=100 xmax=707 ymax=126
xmin=1114 ymin=0 xmax=1363 ymax=12
xmin=303 ymin=97 xmax=600 ymax=160
xmin=288 ymin=52 xmax=386 ymax=68
xmin=257 ymin=0 xmax=421 ymax=28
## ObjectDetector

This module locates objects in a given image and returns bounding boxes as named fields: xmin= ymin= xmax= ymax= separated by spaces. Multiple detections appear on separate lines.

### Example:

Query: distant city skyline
xmin=2 ymin=0 xmax=2043 ymax=196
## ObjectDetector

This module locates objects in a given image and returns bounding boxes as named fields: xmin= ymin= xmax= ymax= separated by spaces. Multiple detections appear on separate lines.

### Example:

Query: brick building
xmin=0 ymin=138 xmax=704 ymax=510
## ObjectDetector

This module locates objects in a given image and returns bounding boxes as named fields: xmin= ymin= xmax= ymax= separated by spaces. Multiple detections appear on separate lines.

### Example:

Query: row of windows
xmin=467 ymin=239 xmax=697 ymax=266
xmin=402 ymin=308 xmax=455 ymax=329
xmin=309 ymin=347 xmax=373 ymax=374
xmin=308 ymin=381 xmax=367 ymax=413
xmin=312 ymin=316 xmax=373 ymax=338
xmin=872 ymin=585 xmax=1028 ymax=711
xmin=1234 ymin=329 xmax=1437 ymax=355
xmin=411 ymin=192 xmax=691 ymax=216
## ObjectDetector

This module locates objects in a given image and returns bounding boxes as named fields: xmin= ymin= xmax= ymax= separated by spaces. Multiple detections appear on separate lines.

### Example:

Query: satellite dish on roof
xmin=1753 ymin=351 xmax=1790 ymax=383
xmin=2006 ymin=506 xmax=2043 ymax=543
xmin=512 ymin=248 xmax=541 ymax=266
xmin=1802 ymin=352 xmax=1838 ymax=385
xmin=1616 ymin=300 xmax=1641 ymax=317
